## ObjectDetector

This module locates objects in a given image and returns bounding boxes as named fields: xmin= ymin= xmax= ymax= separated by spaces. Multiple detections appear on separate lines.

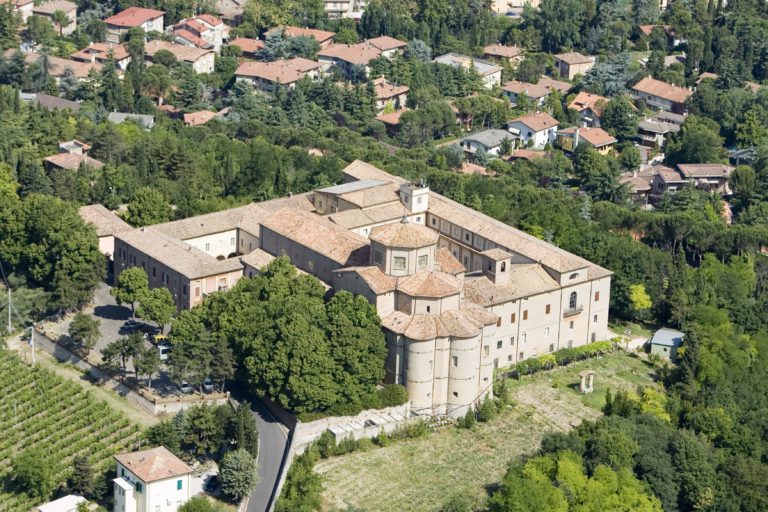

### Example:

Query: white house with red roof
xmin=173 ymin=14 xmax=228 ymax=52
xmin=507 ymin=112 xmax=559 ymax=149
xmin=104 ymin=7 xmax=165 ymax=43
xmin=113 ymin=446 xmax=192 ymax=512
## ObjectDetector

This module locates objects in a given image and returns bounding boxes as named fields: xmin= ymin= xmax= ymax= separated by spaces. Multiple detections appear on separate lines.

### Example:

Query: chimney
xmin=574 ymin=128 xmax=580 ymax=148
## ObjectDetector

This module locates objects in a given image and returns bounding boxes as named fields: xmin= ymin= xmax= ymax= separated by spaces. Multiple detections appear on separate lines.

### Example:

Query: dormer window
xmin=501 ymin=262 xmax=506 ymax=272
xmin=569 ymin=272 xmax=579 ymax=280
xmin=417 ymin=254 xmax=428 ymax=269
xmin=393 ymin=256 xmax=406 ymax=270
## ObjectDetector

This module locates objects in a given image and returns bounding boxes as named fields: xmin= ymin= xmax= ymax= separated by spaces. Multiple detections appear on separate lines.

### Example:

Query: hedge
xmin=501 ymin=339 xmax=619 ymax=379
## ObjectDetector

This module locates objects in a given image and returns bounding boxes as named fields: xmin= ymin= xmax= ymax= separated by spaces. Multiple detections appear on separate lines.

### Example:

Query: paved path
xmin=228 ymin=391 xmax=289 ymax=512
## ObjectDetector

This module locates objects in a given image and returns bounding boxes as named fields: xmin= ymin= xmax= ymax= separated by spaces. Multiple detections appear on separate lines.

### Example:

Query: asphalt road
xmin=230 ymin=392 xmax=290 ymax=512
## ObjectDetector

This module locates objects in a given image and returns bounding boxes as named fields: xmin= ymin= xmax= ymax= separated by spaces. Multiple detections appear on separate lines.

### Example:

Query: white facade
xmin=507 ymin=121 xmax=557 ymax=149
xmin=113 ymin=465 xmax=190 ymax=512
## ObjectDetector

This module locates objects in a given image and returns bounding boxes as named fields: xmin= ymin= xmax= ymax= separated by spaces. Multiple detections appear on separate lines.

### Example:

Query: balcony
xmin=563 ymin=306 xmax=583 ymax=318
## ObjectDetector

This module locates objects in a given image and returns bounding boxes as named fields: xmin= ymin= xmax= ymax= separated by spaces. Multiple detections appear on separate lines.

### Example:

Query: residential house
xmin=30 ymin=92 xmax=80 ymax=111
xmin=729 ymin=146 xmax=757 ymax=167
xmin=636 ymin=115 xmax=680 ymax=148
xmin=71 ymin=43 xmax=131 ymax=70
xmin=619 ymin=167 xmax=657 ymax=204
xmin=553 ymin=52 xmax=594 ymax=80
xmin=104 ymin=7 xmax=165 ymax=44
xmin=183 ymin=109 xmax=217 ymax=126
xmin=265 ymin=25 xmax=336 ymax=48
xmin=649 ymin=328 xmax=684 ymax=362
xmin=107 ymin=112 xmax=155 ymax=129
xmin=44 ymin=140 xmax=104 ymax=172
xmin=375 ymin=108 xmax=409 ymax=136
xmin=638 ymin=25 xmax=684 ymax=46
xmin=235 ymin=58 xmax=323 ymax=93
xmin=114 ymin=160 xmax=612 ymax=418
xmin=482 ymin=44 xmax=523 ymax=66
xmin=173 ymin=14 xmax=228 ymax=52
xmin=37 ymin=495 xmax=87 ymax=512
xmin=568 ymin=91 xmax=608 ymax=128
xmin=501 ymin=80 xmax=554 ymax=108
xmin=507 ymin=112 xmax=559 ymax=149
xmin=650 ymin=163 xmax=733 ymax=195
xmin=434 ymin=53 xmax=503 ymax=89
xmin=145 ymin=40 xmax=214 ymax=74
xmin=631 ymin=76 xmax=692 ymax=114
xmin=6 ymin=51 xmax=102 ymax=81
xmin=323 ymin=0 xmax=366 ymax=19
xmin=79 ymin=204 xmax=132 ymax=259
xmin=113 ymin=446 xmax=192 ymax=512
xmin=491 ymin=0 xmax=541 ymax=16
xmin=367 ymin=36 xmax=407 ymax=58
xmin=537 ymin=76 xmax=572 ymax=95
xmin=372 ymin=77 xmax=408 ymax=113
xmin=1 ymin=0 xmax=34 ymax=21
xmin=557 ymin=127 xmax=617 ymax=155
xmin=695 ymin=71 xmax=718 ymax=85
xmin=32 ymin=0 xmax=77 ymax=35
xmin=317 ymin=43 xmax=380 ymax=77
xmin=458 ymin=129 xmax=514 ymax=157
xmin=227 ymin=37 xmax=264 ymax=59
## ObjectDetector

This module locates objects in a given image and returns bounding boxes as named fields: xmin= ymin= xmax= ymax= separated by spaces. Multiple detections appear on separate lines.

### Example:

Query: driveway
xmin=228 ymin=392 xmax=290 ymax=512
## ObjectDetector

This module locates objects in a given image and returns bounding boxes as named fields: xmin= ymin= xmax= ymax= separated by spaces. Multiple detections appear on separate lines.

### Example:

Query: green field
xmin=316 ymin=351 xmax=658 ymax=512
xmin=0 ymin=350 xmax=143 ymax=511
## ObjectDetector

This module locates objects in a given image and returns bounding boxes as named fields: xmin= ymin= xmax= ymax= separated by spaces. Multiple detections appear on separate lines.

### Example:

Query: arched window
xmin=569 ymin=272 xmax=579 ymax=280
xmin=569 ymin=291 xmax=577 ymax=309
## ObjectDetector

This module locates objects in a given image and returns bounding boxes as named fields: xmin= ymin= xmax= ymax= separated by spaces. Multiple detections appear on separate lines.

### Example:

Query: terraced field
xmin=0 ymin=350 xmax=143 ymax=511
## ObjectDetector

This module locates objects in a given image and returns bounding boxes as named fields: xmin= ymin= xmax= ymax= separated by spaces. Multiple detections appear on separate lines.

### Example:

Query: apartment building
xmin=113 ymin=160 xmax=611 ymax=418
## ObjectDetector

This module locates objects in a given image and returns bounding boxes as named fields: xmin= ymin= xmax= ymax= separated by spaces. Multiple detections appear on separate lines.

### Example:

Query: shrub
xmin=477 ymin=398 xmax=498 ymax=423
xmin=459 ymin=407 xmax=476 ymax=429
xmin=327 ymin=401 xmax=363 ymax=417
xmin=219 ymin=448 xmax=258 ymax=501
xmin=378 ymin=384 xmax=408 ymax=406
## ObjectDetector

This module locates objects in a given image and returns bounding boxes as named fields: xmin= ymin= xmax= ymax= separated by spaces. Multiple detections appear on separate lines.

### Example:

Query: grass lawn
xmin=608 ymin=319 xmax=654 ymax=340
xmin=316 ymin=351 xmax=658 ymax=512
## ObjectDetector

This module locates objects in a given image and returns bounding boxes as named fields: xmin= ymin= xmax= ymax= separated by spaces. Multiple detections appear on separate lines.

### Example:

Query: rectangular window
xmin=230 ymin=237 xmax=235 ymax=245
xmin=152 ymin=267 xmax=156 ymax=277
xmin=510 ymin=336 xmax=515 ymax=346
xmin=493 ymin=358 xmax=499 ymax=369
xmin=465 ymin=233 xmax=470 ymax=241
xmin=544 ymin=327 xmax=550 ymax=337
xmin=508 ymin=354 xmax=513 ymax=361
xmin=416 ymin=216 xmax=421 ymax=222
xmin=523 ymin=310 xmax=528 ymax=320
xmin=205 ymin=242 xmax=210 ymax=251
xmin=135 ymin=482 xmax=142 ymax=493
xmin=452 ymin=356 xmax=458 ymax=367
xmin=496 ymin=340 xmax=502 ymax=349
xmin=519 ymin=352 xmax=524 ymax=360
xmin=545 ymin=304 xmax=551 ymax=314
xmin=511 ymin=313 xmax=516 ymax=323
xmin=549 ymin=343 xmax=555 ymax=352
xmin=593 ymin=314 xmax=598 ymax=324
xmin=417 ymin=254 xmax=428 ymax=269
xmin=569 ymin=320 xmax=574 ymax=331
xmin=195 ymin=287 xmax=201 ymax=297
xmin=393 ymin=256 xmax=406 ymax=270
xmin=522 ymin=333 xmax=527 ymax=344
xmin=484 ymin=345 xmax=489 ymax=357
xmin=182 ymin=285 xmax=187 ymax=295
xmin=594 ymin=291 xmax=600 ymax=301
xmin=496 ymin=318 xmax=501 ymax=327
xmin=417 ymin=196 xmax=423 ymax=204
xmin=177 ymin=479 xmax=183 ymax=490
xmin=431 ymin=217 xmax=437 ymax=226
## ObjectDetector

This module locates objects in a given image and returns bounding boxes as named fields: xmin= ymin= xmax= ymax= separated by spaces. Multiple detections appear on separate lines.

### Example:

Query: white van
xmin=157 ymin=342 xmax=172 ymax=361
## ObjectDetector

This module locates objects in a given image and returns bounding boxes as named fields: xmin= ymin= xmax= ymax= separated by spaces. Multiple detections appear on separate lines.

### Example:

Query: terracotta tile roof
xmin=195 ymin=13 xmax=222 ymax=26
xmin=175 ymin=18 xmax=207 ymax=35
xmin=372 ymin=77 xmax=408 ymax=100
xmin=261 ymin=208 xmax=371 ymax=266
xmin=32 ymin=0 xmax=75 ymax=15
xmin=619 ymin=173 xmax=652 ymax=192
xmin=0 ymin=0 xmax=34 ymax=7
xmin=676 ymin=163 xmax=733 ymax=178
xmin=329 ymin=182 xmax=401 ymax=209
xmin=228 ymin=38 xmax=264 ymax=54
xmin=114 ymin=447 xmax=192 ymax=483
xmin=335 ymin=266 xmax=397 ymax=294
xmin=483 ymin=43 xmax=523 ymax=59
xmin=145 ymin=40 xmax=212 ymax=64
xmin=240 ymin=248 xmax=275 ymax=270
xmin=560 ymin=126 xmax=616 ymax=147
xmin=463 ymin=264 xmax=561 ymax=306
xmin=184 ymin=109 xmax=216 ymax=126
xmin=33 ymin=93 xmax=80 ymax=111
xmin=397 ymin=270 xmax=461 ymax=298
xmin=428 ymin=194 xmax=599 ymax=274
xmin=318 ymin=42 xmax=382 ymax=65
xmin=343 ymin=160 xmax=407 ymax=184
xmin=568 ymin=91 xmax=608 ymax=116
xmin=327 ymin=202 xmax=405 ymax=230
xmin=434 ymin=53 xmax=502 ymax=77
xmin=44 ymin=152 xmax=104 ymax=170
xmin=381 ymin=308 xmax=490 ymax=341
xmin=71 ymin=43 xmax=129 ymax=63
xmin=79 ymin=204 xmax=131 ymax=237
xmin=13 ymin=52 xmax=101 ymax=78
xmin=537 ymin=76 xmax=572 ymax=94
xmin=632 ymin=76 xmax=692 ymax=103
xmin=434 ymin=248 xmax=464 ymax=275
xmin=105 ymin=7 xmax=165 ymax=27
xmin=267 ymin=25 xmax=335 ymax=43
xmin=235 ymin=58 xmax=321 ymax=84
xmin=502 ymin=80 xmax=552 ymax=99
xmin=375 ymin=108 xmax=409 ymax=125
xmin=554 ymin=51 xmax=593 ymax=65
xmin=509 ymin=112 xmax=559 ymax=132
xmin=370 ymin=220 xmax=439 ymax=249
xmin=367 ymin=36 xmax=407 ymax=51
xmin=174 ymin=29 xmax=210 ymax=48
xmin=481 ymin=248 xmax=512 ymax=261
xmin=507 ymin=149 xmax=548 ymax=161
xmin=639 ymin=24 xmax=671 ymax=37
xmin=655 ymin=165 xmax=684 ymax=182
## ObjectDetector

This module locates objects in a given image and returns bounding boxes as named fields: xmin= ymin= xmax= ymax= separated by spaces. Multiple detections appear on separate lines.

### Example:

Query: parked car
xmin=202 ymin=377 xmax=214 ymax=393
xmin=157 ymin=342 xmax=172 ymax=361
xmin=204 ymin=475 xmax=219 ymax=493
xmin=178 ymin=381 xmax=193 ymax=394
xmin=119 ymin=319 xmax=143 ymax=334
xmin=150 ymin=334 xmax=169 ymax=345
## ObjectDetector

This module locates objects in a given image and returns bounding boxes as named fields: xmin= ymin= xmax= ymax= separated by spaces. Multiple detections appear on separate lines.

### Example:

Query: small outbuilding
xmin=649 ymin=328 xmax=684 ymax=362
xmin=37 ymin=494 xmax=87 ymax=512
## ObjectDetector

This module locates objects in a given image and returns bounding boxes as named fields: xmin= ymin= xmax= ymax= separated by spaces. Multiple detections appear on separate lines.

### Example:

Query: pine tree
xmin=68 ymin=456 xmax=95 ymax=498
